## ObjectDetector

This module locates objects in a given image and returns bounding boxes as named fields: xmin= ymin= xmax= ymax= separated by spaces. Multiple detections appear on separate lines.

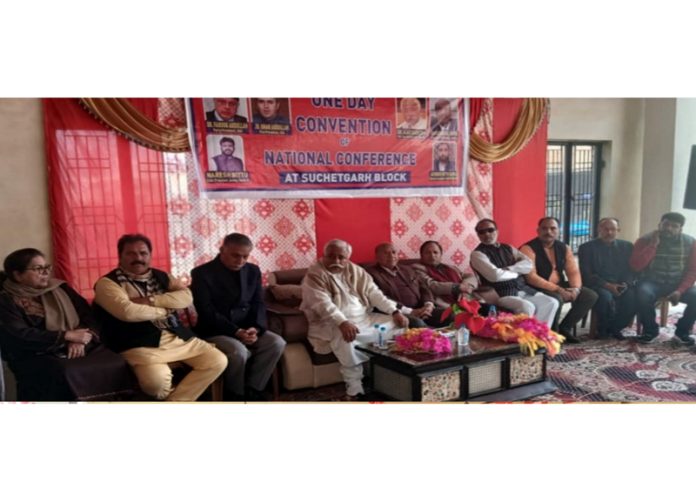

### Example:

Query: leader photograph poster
xmin=186 ymin=98 xmax=469 ymax=198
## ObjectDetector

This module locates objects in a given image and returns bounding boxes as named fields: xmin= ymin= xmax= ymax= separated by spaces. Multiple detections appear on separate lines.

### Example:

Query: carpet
xmin=530 ymin=304 xmax=696 ymax=402
xmin=277 ymin=305 xmax=696 ymax=403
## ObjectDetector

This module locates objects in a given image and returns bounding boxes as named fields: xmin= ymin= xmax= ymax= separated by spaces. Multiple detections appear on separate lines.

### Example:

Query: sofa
xmin=265 ymin=261 xmax=495 ymax=393
xmin=265 ymin=268 xmax=343 ymax=391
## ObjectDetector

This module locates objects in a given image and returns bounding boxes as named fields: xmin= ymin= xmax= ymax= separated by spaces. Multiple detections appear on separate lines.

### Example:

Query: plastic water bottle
xmin=488 ymin=305 xmax=497 ymax=318
xmin=379 ymin=326 xmax=387 ymax=348
xmin=373 ymin=324 xmax=382 ymax=348
xmin=457 ymin=326 xmax=470 ymax=346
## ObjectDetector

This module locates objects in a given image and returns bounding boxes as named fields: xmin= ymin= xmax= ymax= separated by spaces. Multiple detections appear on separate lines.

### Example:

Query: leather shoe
xmin=560 ymin=331 xmax=581 ymax=344
xmin=245 ymin=388 xmax=270 ymax=402
xmin=341 ymin=393 xmax=367 ymax=402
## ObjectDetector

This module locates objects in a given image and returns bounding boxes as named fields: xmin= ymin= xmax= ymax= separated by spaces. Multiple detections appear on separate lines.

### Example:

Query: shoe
xmin=223 ymin=392 xmax=245 ymax=402
xmin=673 ymin=332 xmax=695 ymax=346
xmin=342 ymin=393 xmax=367 ymax=402
xmin=244 ymin=388 xmax=270 ymax=402
xmin=612 ymin=332 xmax=626 ymax=341
xmin=637 ymin=333 xmax=658 ymax=344
xmin=595 ymin=331 xmax=611 ymax=340
xmin=560 ymin=330 xmax=581 ymax=344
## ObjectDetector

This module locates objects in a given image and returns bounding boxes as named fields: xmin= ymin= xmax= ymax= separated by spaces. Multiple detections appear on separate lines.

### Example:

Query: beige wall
xmin=548 ymin=98 xmax=645 ymax=241
xmin=0 ymin=98 xmax=52 ymax=263
xmin=673 ymin=98 xmax=696 ymax=237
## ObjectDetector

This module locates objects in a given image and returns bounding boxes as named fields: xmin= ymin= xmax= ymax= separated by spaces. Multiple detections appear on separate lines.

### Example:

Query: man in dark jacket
xmin=191 ymin=233 xmax=285 ymax=400
xmin=578 ymin=217 xmax=635 ymax=340
xmin=365 ymin=242 xmax=449 ymax=328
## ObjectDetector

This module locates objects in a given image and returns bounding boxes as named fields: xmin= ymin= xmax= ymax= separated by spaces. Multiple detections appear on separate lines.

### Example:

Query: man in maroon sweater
xmin=630 ymin=212 xmax=696 ymax=344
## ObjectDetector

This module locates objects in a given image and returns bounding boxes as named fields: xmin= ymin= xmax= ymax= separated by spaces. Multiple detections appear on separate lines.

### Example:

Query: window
xmin=545 ymin=142 xmax=602 ymax=252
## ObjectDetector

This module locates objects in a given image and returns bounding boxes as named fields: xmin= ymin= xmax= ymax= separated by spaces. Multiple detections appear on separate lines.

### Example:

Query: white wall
xmin=0 ymin=98 xmax=52 ymax=262
xmin=548 ymin=98 xmax=645 ymax=241
xmin=640 ymin=99 xmax=677 ymax=235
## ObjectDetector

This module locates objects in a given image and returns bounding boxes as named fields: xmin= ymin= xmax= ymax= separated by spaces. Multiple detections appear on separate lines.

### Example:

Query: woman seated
xmin=0 ymin=248 xmax=135 ymax=401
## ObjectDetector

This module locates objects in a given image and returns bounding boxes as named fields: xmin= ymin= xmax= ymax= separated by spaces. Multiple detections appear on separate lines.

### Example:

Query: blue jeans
xmin=635 ymin=280 xmax=696 ymax=336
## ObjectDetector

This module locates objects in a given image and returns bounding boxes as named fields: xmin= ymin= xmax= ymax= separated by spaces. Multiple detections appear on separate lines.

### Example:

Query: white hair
xmin=323 ymin=239 xmax=352 ymax=256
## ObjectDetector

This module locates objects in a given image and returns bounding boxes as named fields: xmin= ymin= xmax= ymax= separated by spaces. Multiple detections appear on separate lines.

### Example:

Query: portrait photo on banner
xmin=186 ymin=97 xmax=468 ymax=198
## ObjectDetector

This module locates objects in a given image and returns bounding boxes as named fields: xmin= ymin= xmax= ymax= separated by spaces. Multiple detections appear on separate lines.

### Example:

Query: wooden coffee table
xmin=356 ymin=336 xmax=555 ymax=402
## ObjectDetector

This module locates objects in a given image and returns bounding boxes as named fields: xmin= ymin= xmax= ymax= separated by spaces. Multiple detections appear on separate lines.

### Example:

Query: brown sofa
xmin=265 ymin=268 xmax=343 ymax=391
xmin=265 ymin=261 xmax=495 ymax=393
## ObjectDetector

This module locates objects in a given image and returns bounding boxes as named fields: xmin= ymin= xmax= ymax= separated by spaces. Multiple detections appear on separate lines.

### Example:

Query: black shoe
xmin=637 ymin=333 xmax=658 ymax=344
xmin=342 ymin=393 xmax=367 ymax=402
xmin=223 ymin=391 xmax=245 ymax=402
xmin=673 ymin=332 xmax=695 ymax=346
xmin=560 ymin=331 xmax=581 ymax=344
xmin=245 ymin=388 xmax=270 ymax=402
xmin=610 ymin=330 xmax=625 ymax=341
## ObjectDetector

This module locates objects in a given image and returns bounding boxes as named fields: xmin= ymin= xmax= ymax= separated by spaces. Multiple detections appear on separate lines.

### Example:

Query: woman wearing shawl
xmin=0 ymin=248 xmax=134 ymax=401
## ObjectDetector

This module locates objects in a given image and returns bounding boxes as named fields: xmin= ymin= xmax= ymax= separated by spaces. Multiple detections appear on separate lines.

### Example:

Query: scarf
xmin=424 ymin=263 xmax=462 ymax=304
xmin=424 ymin=263 xmax=462 ymax=284
xmin=113 ymin=268 xmax=180 ymax=331
xmin=3 ymin=278 xmax=80 ymax=331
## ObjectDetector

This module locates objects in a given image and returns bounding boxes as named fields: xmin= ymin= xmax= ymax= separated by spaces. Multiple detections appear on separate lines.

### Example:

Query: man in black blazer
xmin=191 ymin=233 xmax=285 ymax=400
xmin=205 ymin=98 xmax=248 ymax=125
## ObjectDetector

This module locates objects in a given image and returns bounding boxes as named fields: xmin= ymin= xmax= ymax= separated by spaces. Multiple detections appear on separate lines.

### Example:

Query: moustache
xmin=131 ymin=261 xmax=147 ymax=266
xmin=328 ymin=264 xmax=344 ymax=270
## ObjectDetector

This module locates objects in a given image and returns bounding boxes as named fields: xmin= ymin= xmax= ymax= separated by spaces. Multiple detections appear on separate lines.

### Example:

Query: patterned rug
xmin=530 ymin=304 xmax=696 ymax=402
xmin=278 ymin=305 xmax=696 ymax=403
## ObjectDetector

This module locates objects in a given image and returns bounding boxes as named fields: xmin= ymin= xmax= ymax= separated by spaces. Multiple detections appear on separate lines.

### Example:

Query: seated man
xmin=630 ymin=212 xmax=696 ymax=345
xmin=301 ymin=239 xmax=409 ymax=400
xmin=411 ymin=240 xmax=480 ymax=309
xmin=94 ymin=234 xmax=227 ymax=401
xmin=470 ymin=218 xmax=559 ymax=328
xmin=365 ymin=242 xmax=448 ymax=328
xmin=578 ymin=217 xmax=636 ymax=340
xmin=520 ymin=217 xmax=598 ymax=343
xmin=191 ymin=232 xmax=286 ymax=401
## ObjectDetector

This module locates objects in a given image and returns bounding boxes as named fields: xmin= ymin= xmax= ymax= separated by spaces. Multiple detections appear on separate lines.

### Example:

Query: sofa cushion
xmin=268 ymin=284 xmax=303 ymax=307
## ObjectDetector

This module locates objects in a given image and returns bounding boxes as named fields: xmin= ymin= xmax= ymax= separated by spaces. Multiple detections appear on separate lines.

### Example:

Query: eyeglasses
xmin=26 ymin=265 xmax=52 ymax=274
xmin=476 ymin=227 xmax=496 ymax=235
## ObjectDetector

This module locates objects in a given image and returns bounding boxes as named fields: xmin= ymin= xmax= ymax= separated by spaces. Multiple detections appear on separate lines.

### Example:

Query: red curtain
xmin=491 ymin=98 xmax=548 ymax=247
xmin=43 ymin=98 xmax=171 ymax=299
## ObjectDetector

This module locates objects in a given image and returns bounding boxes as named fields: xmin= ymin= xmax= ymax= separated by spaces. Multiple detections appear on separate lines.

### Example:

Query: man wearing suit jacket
xmin=205 ymin=98 xmax=248 ymax=125
xmin=365 ymin=242 xmax=450 ymax=328
xmin=191 ymin=233 xmax=285 ymax=400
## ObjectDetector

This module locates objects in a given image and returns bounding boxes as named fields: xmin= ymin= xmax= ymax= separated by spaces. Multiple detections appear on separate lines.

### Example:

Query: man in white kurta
xmin=300 ymin=239 xmax=409 ymax=399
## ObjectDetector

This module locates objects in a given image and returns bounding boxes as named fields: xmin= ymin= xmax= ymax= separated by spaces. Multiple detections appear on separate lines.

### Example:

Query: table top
xmin=356 ymin=335 xmax=525 ymax=368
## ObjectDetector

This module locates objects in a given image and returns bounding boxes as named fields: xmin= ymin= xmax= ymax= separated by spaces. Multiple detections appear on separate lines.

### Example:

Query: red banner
xmin=187 ymin=98 xmax=469 ymax=198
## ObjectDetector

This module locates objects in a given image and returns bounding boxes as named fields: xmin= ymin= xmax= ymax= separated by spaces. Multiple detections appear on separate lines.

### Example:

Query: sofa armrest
xmin=267 ymin=303 xmax=303 ymax=316
xmin=267 ymin=303 xmax=308 ymax=343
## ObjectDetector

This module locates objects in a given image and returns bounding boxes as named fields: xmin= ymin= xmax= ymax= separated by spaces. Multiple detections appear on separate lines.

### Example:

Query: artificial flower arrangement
xmin=393 ymin=327 xmax=452 ymax=354
xmin=440 ymin=297 xmax=565 ymax=357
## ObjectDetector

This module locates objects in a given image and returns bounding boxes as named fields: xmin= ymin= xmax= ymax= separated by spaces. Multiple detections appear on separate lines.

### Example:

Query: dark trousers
xmin=635 ymin=280 xmax=696 ymax=336
xmin=589 ymin=286 xmax=636 ymax=336
xmin=407 ymin=307 xmax=451 ymax=329
xmin=540 ymin=286 xmax=598 ymax=333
